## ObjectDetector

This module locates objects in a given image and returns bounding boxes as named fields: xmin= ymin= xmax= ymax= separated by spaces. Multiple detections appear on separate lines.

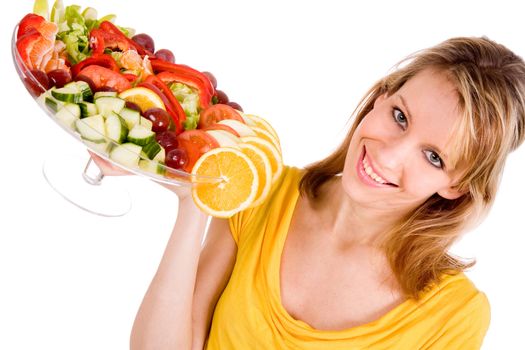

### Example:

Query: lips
xmin=357 ymin=146 xmax=398 ymax=187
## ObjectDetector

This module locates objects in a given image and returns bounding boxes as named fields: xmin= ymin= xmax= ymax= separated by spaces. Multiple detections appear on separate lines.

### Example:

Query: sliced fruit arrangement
xmin=15 ymin=0 xmax=283 ymax=217
xmin=191 ymin=148 xmax=259 ymax=218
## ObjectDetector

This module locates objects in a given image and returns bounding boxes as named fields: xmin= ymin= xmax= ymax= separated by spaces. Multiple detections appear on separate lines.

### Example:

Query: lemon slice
xmin=250 ymin=126 xmax=281 ymax=154
xmin=191 ymin=148 xmax=259 ymax=218
xmin=239 ymin=143 xmax=272 ymax=208
xmin=119 ymin=87 xmax=165 ymax=112
xmin=240 ymin=136 xmax=283 ymax=184
xmin=243 ymin=114 xmax=280 ymax=142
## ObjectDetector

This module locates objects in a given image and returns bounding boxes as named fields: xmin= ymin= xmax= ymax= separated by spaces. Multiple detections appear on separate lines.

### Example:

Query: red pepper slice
xmin=89 ymin=21 xmax=153 ymax=57
xmin=145 ymin=75 xmax=186 ymax=120
xmin=138 ymin=80 xmax=185 ymax=134
xmin=89 ymin=28 xmax=130 ymax=55
xmin=71 ymin=54 xmax=119 ymax=78
xmin=156 ymin=71 xmax=212 ymax=110
xmin=17 ymin=14 xmax=45 ymax=39
xmin=76 ymin=65 xmax=131 ymax=93
xmin=98 ymin=21 xmax=152 ymax=56
xmin=16 ymin=28 xmax=42 ymax=70
xmin=150 ymin=59 xmax=214 ymax=109
xmin=122 ymin=73 xmax=138 ymax=83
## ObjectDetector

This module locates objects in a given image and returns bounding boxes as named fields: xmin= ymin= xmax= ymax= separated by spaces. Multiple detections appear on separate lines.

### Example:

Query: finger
xmin=155 ymin=180 xmax=193 ymax=199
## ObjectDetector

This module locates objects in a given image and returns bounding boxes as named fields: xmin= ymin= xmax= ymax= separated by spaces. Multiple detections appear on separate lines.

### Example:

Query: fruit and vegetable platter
xmin=12 ymin=0 xmax=284 ymax=218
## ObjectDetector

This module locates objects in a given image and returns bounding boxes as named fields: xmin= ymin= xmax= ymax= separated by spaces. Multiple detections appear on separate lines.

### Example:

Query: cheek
xmin=402 ymin=167 xmax=450 ymax=197
xmin=341 ymin=110 xmax=392 ymax=181
xmin=358 ymin=108 xmax=395 ymax=141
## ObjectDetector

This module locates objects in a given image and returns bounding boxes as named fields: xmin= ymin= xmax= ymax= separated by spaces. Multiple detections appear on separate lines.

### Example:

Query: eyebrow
xmin=397 ymin=94 xmax=450 ymax=168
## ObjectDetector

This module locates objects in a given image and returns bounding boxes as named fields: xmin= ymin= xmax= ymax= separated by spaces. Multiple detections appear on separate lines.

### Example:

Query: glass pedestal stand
xmin=42 ymin=154 xmax=132 ymax=217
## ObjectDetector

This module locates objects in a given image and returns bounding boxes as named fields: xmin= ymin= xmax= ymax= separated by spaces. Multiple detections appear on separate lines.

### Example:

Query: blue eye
xmin=393 ymin=107 xmax=408 ymax=129
xmin=423 ymin=150 xmax=444 ymax=169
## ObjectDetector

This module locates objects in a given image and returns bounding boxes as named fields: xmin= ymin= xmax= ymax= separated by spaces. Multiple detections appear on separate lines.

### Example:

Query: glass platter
xmin=11 ymin=24 xmax=223 ymax=217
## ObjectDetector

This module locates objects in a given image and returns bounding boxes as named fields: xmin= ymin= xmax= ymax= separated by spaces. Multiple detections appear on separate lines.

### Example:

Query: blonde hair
xmin=299 ymin=37 xmax=525 ymax=299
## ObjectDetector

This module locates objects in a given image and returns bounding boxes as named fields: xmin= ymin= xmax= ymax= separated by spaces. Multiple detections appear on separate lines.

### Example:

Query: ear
xmin=437 ymin=185 xmax=466 ymax=200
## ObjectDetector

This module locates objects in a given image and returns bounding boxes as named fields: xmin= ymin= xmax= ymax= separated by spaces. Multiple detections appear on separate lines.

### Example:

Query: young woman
xmin=95 ymin=36 xmax=525 ymax=349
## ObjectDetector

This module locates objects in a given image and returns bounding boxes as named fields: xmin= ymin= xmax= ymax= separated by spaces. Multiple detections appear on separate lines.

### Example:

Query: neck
xmin=310 ymin=176 xmax=406 ymax=247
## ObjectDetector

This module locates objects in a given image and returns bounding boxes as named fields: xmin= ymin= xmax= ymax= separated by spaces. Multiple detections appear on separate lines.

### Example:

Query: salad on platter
xmin=13 ymin=0 xmax=284 ymax=217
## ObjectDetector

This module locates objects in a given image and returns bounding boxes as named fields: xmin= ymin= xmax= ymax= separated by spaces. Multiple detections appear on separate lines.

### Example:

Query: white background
xmin=1 ymin=0 xmax=524 ymax=349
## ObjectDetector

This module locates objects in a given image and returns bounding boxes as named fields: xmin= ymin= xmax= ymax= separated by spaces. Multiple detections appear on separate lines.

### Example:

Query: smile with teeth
xmin=362 ymin=154 xmax=389 ymax=185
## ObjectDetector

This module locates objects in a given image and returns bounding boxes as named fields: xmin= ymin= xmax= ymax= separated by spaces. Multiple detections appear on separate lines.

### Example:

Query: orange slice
xmin=191 ymin=147 xmax=259 ymax=218
xmin=119 ymin=87 xmax=165 ymax=112
xmin=240 ymin=136 xmax=283 ymax=184
xmin=239 ymin=143 xmax=272 ymax=208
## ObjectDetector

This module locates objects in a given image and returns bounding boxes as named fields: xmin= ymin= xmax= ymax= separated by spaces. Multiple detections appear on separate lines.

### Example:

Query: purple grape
xmin=165 ymin=148 xmax=188 ymax=169
xmin=132 ymin=33 xmax=155 ymax=52
xmin=155 ymin=49 xmax=175 ymax=63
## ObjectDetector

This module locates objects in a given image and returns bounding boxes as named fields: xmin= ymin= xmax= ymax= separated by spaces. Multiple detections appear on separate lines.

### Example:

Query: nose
xmin=374 ymin=137 xmax=414 ymax=176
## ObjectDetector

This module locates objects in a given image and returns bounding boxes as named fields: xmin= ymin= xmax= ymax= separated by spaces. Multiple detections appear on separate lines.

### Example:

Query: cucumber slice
xmin=127 ymin=124 xmax=155 ymax=146
xmin=64 ymin=81 xmax=93 ymax=101
xmin=94 ymin=91 xmax=118 ymax=99
xmin=76 ymin=114 xmax=106 ymax=143
xmin=153 ymin=146 xmax=165 ymax=162
xmin=110 ymin=143 xmax=142 ymax=168
xmin=83 ymin=140 xmax=111 ymax=156
xmin=74 ymin=81 xmax=93 ymax=101
xmin=139 ymin=159 xmax=165 ymax=175
xmin=141 ymin=141 xmax=162 ymax=159
xmin=119 ymin=107 xmax=141 ymax=129
xmin=105 ymin=112 xmax=129 ymax=144
xmin=78 ymin=101 xmax=98 ymax=118
xmin=55 ymin=103 xmax=81 ymax=129
xmin=140 ymin=117 xmax=153 ymax=131
xmin=45 ymin=95 xmax=65 ymax=112
xmin=51 ymin=86 xmax=83 ymax=103
xmin=95 ymin=96 xmax=125 ymax=118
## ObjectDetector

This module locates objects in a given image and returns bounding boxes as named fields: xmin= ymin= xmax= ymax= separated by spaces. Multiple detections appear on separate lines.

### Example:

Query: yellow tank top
xmin=206 ymin=166 xmax=490 ymax=349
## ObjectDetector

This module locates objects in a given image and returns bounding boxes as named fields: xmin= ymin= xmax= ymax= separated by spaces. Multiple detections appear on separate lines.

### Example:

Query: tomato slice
xmin=204 ymin=123 xmax=240 ymax=137
xmin=176 ymin=130 xmax=220 ymax=172
xmin=198 ymin=104 xmax=244 ymax=129
xmin=76 ymin=65 xmax=131 ymax=93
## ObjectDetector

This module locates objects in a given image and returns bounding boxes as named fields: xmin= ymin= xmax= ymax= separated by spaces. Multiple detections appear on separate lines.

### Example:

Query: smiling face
xmin=341 ymin=69 xmax=464 ymax=213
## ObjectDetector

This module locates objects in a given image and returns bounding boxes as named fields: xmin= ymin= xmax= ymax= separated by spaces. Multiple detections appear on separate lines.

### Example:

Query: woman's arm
xmin=130 ymin=196 xmax=209 ymax=350
xmin=89 ymin=153 xmax=237 ymax=349
xmin=129 ymin=198 xmax=237 ymax=350
xmin=191 ymin=217 xmax=237 ymax=349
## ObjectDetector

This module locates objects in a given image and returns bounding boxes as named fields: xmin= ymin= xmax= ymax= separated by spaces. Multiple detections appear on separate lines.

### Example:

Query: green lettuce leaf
xmin=65 ymin=5 xmax=84 ymax=26
xmin=53 ymin=3 xmax=134 ymax=65
xmin=169 ymin=83 xmax=201 ymax=130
